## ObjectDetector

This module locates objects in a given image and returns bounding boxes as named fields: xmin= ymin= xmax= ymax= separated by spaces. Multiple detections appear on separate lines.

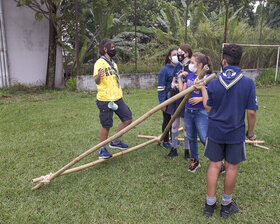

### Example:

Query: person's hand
xmin=193 ymin=85 xmax=204 ymax=91
xmin=188 ymin=97 xmax=202 ymax=105
xmin=178 ymin=71 xmax=188 ymax=78
xmin=171 ymin=82 xmax=176 ymax=89
xmin=97 ymin=68 xmax=105 ymax=78
xmin=161 ymin=106 xmax=167 ymax=112
xmin=246 ymin=131 xmax=257 ymax=141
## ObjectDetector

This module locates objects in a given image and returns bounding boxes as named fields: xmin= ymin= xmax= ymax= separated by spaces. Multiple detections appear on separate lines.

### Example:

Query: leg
xmin=184 ymin=110 xmax=198 ymax=160
xmin=100 ymin=127 xmax=110 ymax=142
xmin=162 ymin=111 xmax=171 ymax=143
xmin=171 ymin=116 xmax=180 ymax=149
xmin=207 ymin=161 xmax=222 ymax=197
xmin=224 ymin=162 xmax=238 ymax=195
xmin=116 ymin=119 xmax=132 ymax=132
xmin=195 ymin=109 xmax=208 ymax=146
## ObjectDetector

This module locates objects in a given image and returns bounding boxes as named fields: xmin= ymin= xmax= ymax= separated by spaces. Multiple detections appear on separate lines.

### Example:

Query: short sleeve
xmin=93 ymin=59 xmax=105 ymax=78
xmin=246 ymin=80 xmax=258 ymax=110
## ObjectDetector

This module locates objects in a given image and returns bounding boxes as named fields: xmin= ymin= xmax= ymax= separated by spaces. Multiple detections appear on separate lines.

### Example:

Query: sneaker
xmin=184 ymin=149 xmax=191 ymax=161
xmin=188 ymin=158 xmax=201 ymax=173
xmin=109 ymin=140 xmax=128 ymax=150
xmin=165 ymin=147 xmax=178 ymax=158
xmin=98 ymin=148 xmax=112 ymax=159
xmin=220 ymin=201 xmax=239 ymax=218
xmin=203 ymin=202 xmax=217 ymax=217
xmin=220 ymin=162 xmax=226 ymax=174
xmin=162 ymin=142 xmax=172 ymax=150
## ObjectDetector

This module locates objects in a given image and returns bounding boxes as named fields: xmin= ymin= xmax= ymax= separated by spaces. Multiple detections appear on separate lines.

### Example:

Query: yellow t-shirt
xmin=93 ymin=57 xmax=123 ymax=101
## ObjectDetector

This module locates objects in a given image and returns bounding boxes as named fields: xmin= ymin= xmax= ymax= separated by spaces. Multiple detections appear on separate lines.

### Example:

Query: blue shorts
xmin=96 ymin=98 xmax=132 ymax=128
xmin=204 ymin=138 xmax=246 ymax=165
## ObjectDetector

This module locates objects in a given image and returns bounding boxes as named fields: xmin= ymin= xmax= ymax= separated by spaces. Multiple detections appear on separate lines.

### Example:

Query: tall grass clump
xmin=255 ymin=68 xmax=280 ymax=87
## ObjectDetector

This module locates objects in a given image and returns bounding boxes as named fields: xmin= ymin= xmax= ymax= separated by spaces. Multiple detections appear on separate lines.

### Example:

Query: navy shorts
xmin=96 ymin=98 xmax=132 ymax=128
xmin=204 ymin=138 xmax=246 ymax=165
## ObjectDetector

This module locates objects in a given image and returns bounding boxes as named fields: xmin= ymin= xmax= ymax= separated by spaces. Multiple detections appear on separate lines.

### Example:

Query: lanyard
xmin=101 ymin=56 xmax=120 ymax=87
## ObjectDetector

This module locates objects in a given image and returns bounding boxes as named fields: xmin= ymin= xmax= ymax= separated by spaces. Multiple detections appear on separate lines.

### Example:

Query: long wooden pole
xmin=33 ymin=138 xmax=159 ymax=184
xmin=32 ymin=73 xmax=216 ymax=190
xmin=159 ymin=65 xmax=210 ymax=142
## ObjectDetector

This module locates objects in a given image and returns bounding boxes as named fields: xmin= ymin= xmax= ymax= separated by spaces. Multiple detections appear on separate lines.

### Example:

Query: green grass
xmin=0 ymin=87 xmax=279 ymax=223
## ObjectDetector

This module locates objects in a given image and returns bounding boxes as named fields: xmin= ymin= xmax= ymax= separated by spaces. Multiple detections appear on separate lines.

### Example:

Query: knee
xmin=209 ymin=161 xmax=222 ymax=170
xmin=124 ymin=119 xmax=132 ymax=125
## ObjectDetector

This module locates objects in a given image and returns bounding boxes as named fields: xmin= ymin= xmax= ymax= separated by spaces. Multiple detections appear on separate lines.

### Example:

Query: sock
xmin=112 ymin=138 xmax=120 ymax=144
xmin=222 ymin=193 xmax=232 ymax=206
xmin=207 ymin=196 xmax=216 ymax=205
xmin=171 ymin=131 xmax=178 ymax=148
xmin=184 ymin=136 xmax=190 ymax=150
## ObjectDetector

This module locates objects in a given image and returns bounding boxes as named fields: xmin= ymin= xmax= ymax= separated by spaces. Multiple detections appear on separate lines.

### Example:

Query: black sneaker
xmin=184 ymin=149 xmax=191 ymax=161
xmin=188 ymin=158 xmax=201 ymax=173
xmin=203 ymin=202 xmax=217 ymax=217
xmin=220 ymin=201 xmax=239 ymax=218
xmin=165 ymin=147 xmax=178 ymax=158
xmin=220 ymin=162 xmax=225 ymax=174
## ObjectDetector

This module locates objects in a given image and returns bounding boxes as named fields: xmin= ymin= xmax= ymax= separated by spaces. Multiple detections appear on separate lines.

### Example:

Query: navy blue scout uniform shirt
xmin=158 ymin=64 xmax=175 ymax=103
xmin=207 ymin=66 xmax=258 ymax=144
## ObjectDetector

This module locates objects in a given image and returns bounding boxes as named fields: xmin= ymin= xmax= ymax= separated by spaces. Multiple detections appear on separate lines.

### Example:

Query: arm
xmin=158 ymin=68 xmax=167 ymax=112
xmin=94 ymin=68 xmax=105 ymax=85
xmin=246 ymin=110 xmax=257 ymax=140
xmin=178 ymin=72 xmax=188 ymax=92
xmin=194 ymin=85 xmax=211 ymax=112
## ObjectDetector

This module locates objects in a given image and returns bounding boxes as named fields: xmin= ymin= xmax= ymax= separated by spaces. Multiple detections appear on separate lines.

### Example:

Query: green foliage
xmin=255 ymin=68 xmax=280 ymax=87
xmin=65 ymin=77 xmax=77 ymax=91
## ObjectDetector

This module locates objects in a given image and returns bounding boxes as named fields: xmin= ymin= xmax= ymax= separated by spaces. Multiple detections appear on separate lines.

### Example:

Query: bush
xmin=65 ymin=77 xmax=77 ymax=91
xmin=255 ymin=68 xmax=280 ymax=87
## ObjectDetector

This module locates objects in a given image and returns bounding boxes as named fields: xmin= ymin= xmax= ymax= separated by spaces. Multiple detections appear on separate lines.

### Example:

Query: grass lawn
xmin=0 ymin=87 xmax=279 ymax=223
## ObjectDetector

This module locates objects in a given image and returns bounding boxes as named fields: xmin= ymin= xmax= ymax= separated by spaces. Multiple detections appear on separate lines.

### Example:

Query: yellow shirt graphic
xmin=93 ymin=57 xmax=123 ymax=101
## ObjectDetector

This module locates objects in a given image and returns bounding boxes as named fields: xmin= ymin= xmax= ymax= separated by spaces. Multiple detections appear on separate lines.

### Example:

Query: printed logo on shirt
xmin=222 ymin=69 xmax=236 ymax=78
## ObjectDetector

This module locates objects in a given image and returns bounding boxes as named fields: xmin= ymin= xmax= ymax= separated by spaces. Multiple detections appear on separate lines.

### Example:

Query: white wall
xmin=2 ymin=0 xmax=63 ymax=88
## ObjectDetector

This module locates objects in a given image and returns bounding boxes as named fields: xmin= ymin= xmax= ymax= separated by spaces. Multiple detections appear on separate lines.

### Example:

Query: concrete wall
xmin=76 ymin=70 xmax=261 ymax=91
xmin=2 ymin=0 xmax=63 ymax=88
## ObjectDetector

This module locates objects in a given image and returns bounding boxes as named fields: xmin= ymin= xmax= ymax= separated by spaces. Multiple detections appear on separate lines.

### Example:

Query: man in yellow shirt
xmin=94 ymin=39 xmax=132 ymax=159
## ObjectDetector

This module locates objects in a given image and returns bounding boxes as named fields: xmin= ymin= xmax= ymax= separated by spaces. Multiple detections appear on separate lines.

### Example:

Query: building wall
xmin=2 ymin=0 xmax=63 ymax=88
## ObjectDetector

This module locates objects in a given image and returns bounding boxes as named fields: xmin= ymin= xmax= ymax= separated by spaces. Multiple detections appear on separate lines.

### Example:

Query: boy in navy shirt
xmin=199 ymin=44 xmax=258 ymax=218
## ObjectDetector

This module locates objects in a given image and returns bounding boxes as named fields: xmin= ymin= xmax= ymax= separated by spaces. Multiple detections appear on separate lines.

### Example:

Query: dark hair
xmin=179 ymin=44 xmax=193 ymax=58
xmin=193 ymin=52 xmax=213 ymax=74
xmin=99 ymin=39 xmax=114 ymax=56
xmin=223 ymin=44 xmax=243 ymax=66
xmin=165 ymin=48 xmax=177 ymax=65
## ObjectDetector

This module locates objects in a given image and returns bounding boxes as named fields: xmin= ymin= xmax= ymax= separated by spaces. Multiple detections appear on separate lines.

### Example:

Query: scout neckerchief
xmin=219 ymin=66 xmax=243 ymax=90
xmin=101 ymin=56 xmax=120 ymax=87
xmin=176 ymin=60 xmax=190 ymax=83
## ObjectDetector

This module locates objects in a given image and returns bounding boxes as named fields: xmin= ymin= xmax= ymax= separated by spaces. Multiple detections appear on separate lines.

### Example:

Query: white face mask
xmin=171 ymin=55 xmax=179 ymax=64
xmin=189 ymin=63 xmax=197 ymax=73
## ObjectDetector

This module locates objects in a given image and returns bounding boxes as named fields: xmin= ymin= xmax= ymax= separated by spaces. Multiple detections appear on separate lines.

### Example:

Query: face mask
xmin=177 ymin=53 xmax=186 ymax=63
xmin=189 ymin=63 xmax=197 ymax=73
xmin=108 ymin=49 xmax=116 ymax=58
xmin=171 ymin=55 xmax=179 ymax=64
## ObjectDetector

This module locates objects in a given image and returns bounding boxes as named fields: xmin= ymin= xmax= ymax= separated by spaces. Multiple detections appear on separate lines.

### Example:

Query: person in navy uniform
xmin=200 ymin=44 xmax=258 ymax=218
xmin=157 ymin=48 xmax=178 ymax=150
xmin=165 ymin=44 xmax=192 ymax=160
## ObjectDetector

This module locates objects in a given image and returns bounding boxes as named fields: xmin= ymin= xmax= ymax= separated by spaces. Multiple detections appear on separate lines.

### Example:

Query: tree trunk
xmin=46 ymin=4 xmax=57 ymax=89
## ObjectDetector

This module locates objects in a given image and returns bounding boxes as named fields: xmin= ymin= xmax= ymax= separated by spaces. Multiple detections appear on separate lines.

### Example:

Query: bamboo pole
xmin=139 ymin=136 xmax=266 ymax=146
xmin=159 ymin=65 xmax=210 ymax=142
xmin=32 ymin=137 xmax=159 ymax=184
xmin=32 ymin=73 xmax=217 ymax=190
